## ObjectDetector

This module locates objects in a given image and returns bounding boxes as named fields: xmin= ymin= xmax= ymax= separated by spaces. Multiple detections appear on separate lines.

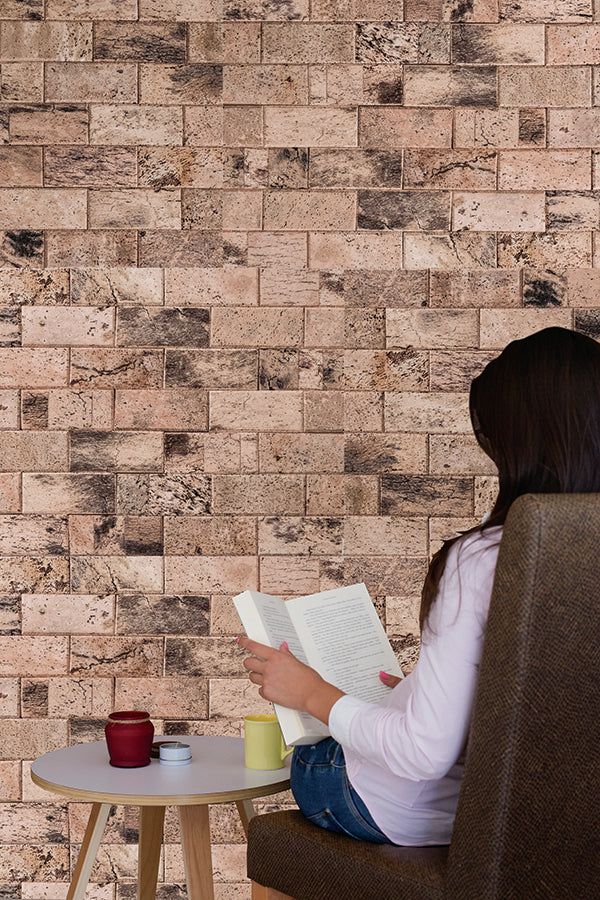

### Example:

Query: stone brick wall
xmin=0 ymin=0 xmax=596 ymax=895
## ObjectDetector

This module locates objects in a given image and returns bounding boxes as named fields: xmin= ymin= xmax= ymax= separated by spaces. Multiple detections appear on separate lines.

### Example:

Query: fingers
xmin=379 ymin=671 xmax=401 ymax=688
xmin=236 ymin=635 xmax=275 ymax=658
xmin=243 ymin=656 xmax=266 ymax=674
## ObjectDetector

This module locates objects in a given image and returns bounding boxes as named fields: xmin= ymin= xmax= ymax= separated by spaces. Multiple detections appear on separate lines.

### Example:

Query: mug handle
xmin=280 ymin=731 xmax=294 ymax=761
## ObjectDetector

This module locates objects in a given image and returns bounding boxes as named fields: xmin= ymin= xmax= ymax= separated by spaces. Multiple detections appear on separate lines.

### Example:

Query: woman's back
xmin=327 ymin=525 xmax=504 ymax=846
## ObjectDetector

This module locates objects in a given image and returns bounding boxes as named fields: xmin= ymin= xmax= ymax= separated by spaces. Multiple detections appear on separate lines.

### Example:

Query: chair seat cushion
xmin=247 ymin=810 xmax=448 ymax=900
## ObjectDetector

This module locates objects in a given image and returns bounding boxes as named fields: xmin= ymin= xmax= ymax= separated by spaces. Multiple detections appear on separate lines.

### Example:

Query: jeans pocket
xmin=306 ymin=806 xmax=361 ymax=840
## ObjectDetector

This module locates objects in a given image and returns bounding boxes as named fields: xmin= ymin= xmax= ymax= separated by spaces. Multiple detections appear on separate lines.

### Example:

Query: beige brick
xmin=71 ymin=267 xmax=164 ymax=306
xmin=430 ymin=434 xmax=497 ymax=475
xmin=566 ymin=269 xmax=600 ymax=307
xmin=115 ymin=389 xmax=208 ymax=431
xmin=265 ymin=107 xmax=357 ymax=147
xmin=452 ymin=24 xmax=545 ymax=63
xmin=0 ymin=189 xmax=86 ymax=229
xmin=547 ymin=25 xmax=600 ymax=63
xmin=498 ymin=150 xmax=591 ymax=189
xmin=404 ymin=233 xmax=496 ymax=269
xmin=223 ymin=65 xmax=307 ymax=104
xmin=47 ymin=677 xmax=113 ymax=716
xmin=210 ymin=391 xmax=302 ymax=431
xmin=479 ymin=309 xmax=573 ymax=347
xmin=89 ymin=189 xmax=181 ymax=229
xmin=0 ymin=432 xmax=67 ymax=472
xmin=385 ymin=392 xmax=472 ymax=433
xmin=21 ymin=307 xmax=114 ymax=347
xmin=165 ymin=268 xmax=258 ymax=307
xmin=499 ymin=66 xmax=591 ymax=107
xmin=165 ymin=556 xmax=258 ymax=594
xmin=0 ymin=475 xmax=20 ymax=514
xmin=264 ymin=190 xmax=355 ymax=230
xmin=22 ymin=473 xmax=115 ymax=514
xmin=139 ymin=0 xmax=222 ymax=19
xmin=90 ymin=105 xmax=183 ymax=146
xmin=140 ymin=64 xmax=221 ymax=104
xmin=452 ymin=191 xmax=546 ymax=231
xmin=212 ymin=308 xmax=303 ymax=347
xmin=548 ymin=109 xmax=600 ymax=148
xmin=404 ymin=66 xmax=497 ymax=107
xmin=0 ymin=147 xmax=42 ymax=186
xmin=360 ymin=108 xmax=452 ymax=148
xmin=343 ymin=516 xmax=427 ymax=556
xmin=0 ymin=22 xmax=92 ymax=61
xmin=70 ymin=636 xmax=162 ymax=677
xmin=386 ymin=309 xmax=479 ymax=349
xmin=45 ymin=63 xmax=137 ymax=103
xmin=497 ymin=232 xmax=591 ymax=268
xmin=309 ymin=233 xmax=403 ymax=269
xmin=0 ymin=637 xmax=68 ymax=676
xmin=21 ymin=594 xmax=114 ymax=634
xmin=115 ymin=676 xmax=208 ymax=718
xmin=429 ymin=271 xmax=520 ymax=308
xmin=263 ymin=23 xmax=354 ymax=62
xmin=213 ymin=474 xmax=304 ymax=514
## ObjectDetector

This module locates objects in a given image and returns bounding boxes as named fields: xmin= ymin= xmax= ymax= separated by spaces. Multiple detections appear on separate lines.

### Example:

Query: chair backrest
xmin=446 ymin=494 xmax=600 ymax=900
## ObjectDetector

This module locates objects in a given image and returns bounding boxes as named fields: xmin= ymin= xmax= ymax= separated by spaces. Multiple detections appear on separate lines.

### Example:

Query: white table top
xmin=31 ymin=736 xmax=292 ymax=806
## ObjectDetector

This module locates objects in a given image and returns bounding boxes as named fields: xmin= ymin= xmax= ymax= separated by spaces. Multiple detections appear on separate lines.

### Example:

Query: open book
xmin=232 ymin=582 xmax=404 ymax=746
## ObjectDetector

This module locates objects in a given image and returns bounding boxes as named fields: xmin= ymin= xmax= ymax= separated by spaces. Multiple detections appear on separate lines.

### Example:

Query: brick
xmin=0 ymin=516 xmax=67 ymax=555
xmin=0 ymin=432 xmax=67 ymax=472
xmin=90 ymin=105 xmax=183 ymax=146
xmin=498 ymin=0 xmax=592 ymax=21
xmin=223 ymin=0 xmax=308 ymax=17
xmin=89 ymin=189 xmax=181 ymax=230
xmin=430 ymin=434 xmax=497 ymax=475
xmin=497 ymin=232 xmax=591 ymax=268
xmin=93 ymin=22 xmax=187 ymax=62
xmin=71 ymin=268 xmax=163 ymax=306
xmin=247 ymin=233 xmax=307 ymax=268
xmin=404 ymin=65 xmax=497 ymax=106
xmin=45 ymin=63 xmax=137 ymax=103
xmin=70 ymin=430 xmax=163 ymax=473
xmin=385 ymin=391 xmax=472 ymax=433
xmin=44 ymin=147 xmax=137 ymax=188
xmin=452 ymin=24 xmax=544 ymax=63
xmin=117 ymin=307 xmax=209 ymax=347
xmin=360 ymin=107 xmax=452 ymax=148
xmin=117 ymin=474 xmax=211 ymax=515
xmin=0 ymin=392 xmax=19 ymax=429
xmin=21 ymin=307 xmax=114 ymax=347
xmin=139 ymin=147 xmax=223 ymax=189
xmin=546 ymin=192 xmax=599 ymax=231
xmin=21 ymin=594 xmax=114 ymax=634
xmin=46 ymin=0 xmax=137 ymax=17
xmin=407 ymin=0 xmax=498 ymax=18
xmin=0 ymin=475 xmax=20 ymax=514
xmin=47 ymin=231 xmax=138 ymax=267
xmin=8 ymin=104 xmax=88 ymax=145
xmin=22 ymin=474 xmax=115 ymax=515
xmin=0 ymin=0 xmax=44 ymax=17
xmin=381 ymin=474 xmax=473 ymax=516
xmin=430 ymin=270 xmax=520 ymax=307
xmin=0 ymin=147 xmax=42 ymax=186
xmin=140 ymin=64 xmax=222 ymax=104
xmin=0 ymin=637 xmax=67 ymax=676
xmin=499 ymin=66 xmax=591 ymax=107
xmin=356 ymin=22 xmax=449 ymax=63
xmin=1 ymin=62 xmax=43 ymax=102
xmin=139 ymin=230 xmax=222 ymax=266
xmin=310 ymin=233 xmax=403 ymax=269
xmin=47 ymin=677 xmax=113 ymax=716
xmin=210 ymin=391 xmax=302 ymax=431
xmin=165 ymin=557 xmax=258 ymax=593
xmin=70 ymin=349 xmax=163 ymax=389
xmin=387 ymin=309 xmax=478 ymax=349
xmin=69 ymin=515 xmax=163 ymax=555
xmin=566 ymin=269 xmax=600 ymax=307
xmin=309 ymin=149 xmax=402 ymax=188
xmin=264 ymin=190 xmax=355 ymax=230
xmin=547 ymin=25 xmax=600 ymax=62
xmin=115 ymin=677 xmax=208 ymax=718
xmin=0 ymin=189 xmax=86 ymax=229
xmin=71 ymin=556 xmax=163 ymax=593
xmin=223 ymin=65 xmax=307 ymax=104
xmin=189 ymin=23 xmax=261 ymax=63
xmin=480 ymin=308 xmax=573 ymax=347
xmin=403 ymin=149 xmax=496 ymax=189
xmin=165 ymin=515 xmax=256 ymax=555
xmin=166 ymin=349 xmax=257 ymax=389
xmin=264 ymin=107 xmax=357 ymax=147
xmin=116 ymin=594 xmax=209 ymax=635
xmin=70 ymin=637 xmax=162 ymax=677
xmin=548 ymin=109 xmax=600 ymax=148
xmin=405 ymin=233 xmax=496 ymax=269
xmin=165 ymin=268 xmax=257 ymax=306
xmin=140 ymin=0 xmax=223 ymax=18
xmin=263 ymin=24 xmax=354 ymax=62
xmin=213 ymin=474 xmax=304 ymax=514
xmin=498 ymin=150 xmax=591 ymax=189
xmin=115 ymin=388 xmax=206 ymax=431
xmin=452 ymin=191 xmax=545 ymax=231
xmin=212 ymin=307 xmax=303 ymax=348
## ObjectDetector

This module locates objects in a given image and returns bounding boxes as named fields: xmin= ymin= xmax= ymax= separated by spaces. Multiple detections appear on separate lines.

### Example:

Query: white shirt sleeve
xmin=328 ymin=530 xmax=501 ymax=781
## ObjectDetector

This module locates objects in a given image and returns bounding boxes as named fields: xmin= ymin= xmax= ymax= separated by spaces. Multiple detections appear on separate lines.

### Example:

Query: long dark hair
xmin=420 ymin=326 xmax=600 ymax=630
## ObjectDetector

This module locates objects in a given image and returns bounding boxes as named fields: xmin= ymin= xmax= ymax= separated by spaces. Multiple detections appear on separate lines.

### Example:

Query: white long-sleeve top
xmin=328 ymin=524 xmax=503 ymax=846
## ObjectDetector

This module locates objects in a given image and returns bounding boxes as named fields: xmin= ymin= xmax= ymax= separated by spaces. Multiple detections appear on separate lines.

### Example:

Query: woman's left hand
xmin=236 ymin=635 xmax=327 ymax=712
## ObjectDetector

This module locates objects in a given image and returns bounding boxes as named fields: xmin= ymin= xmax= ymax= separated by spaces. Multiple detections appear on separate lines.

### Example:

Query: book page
xmin=287 ymin=583 xmax=403 ymax=704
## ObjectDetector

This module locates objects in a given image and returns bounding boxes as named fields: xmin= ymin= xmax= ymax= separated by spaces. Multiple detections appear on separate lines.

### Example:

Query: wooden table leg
xmin=179 ymin=804 xmax=214 ymax=900
xmin=137 ymin=806 xmax=165 ymax=900
xmin=67 ymin=802 xmax=110 ymax=900
xmin=235 ymin=798 xmax=256 ymax=836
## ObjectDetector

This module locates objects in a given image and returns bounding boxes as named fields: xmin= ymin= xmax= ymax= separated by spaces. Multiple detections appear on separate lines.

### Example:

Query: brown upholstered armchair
xmin=247 ymin=493 xmax=600 ymax=900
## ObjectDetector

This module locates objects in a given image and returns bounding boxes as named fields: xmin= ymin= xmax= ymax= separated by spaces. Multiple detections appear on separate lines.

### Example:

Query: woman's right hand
xmin=379 ymin=670 xmax=402 ymax=688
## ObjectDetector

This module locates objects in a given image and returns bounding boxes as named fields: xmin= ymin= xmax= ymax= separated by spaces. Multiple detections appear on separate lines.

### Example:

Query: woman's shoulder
xmin=448 ymin=524 xmax=503 ymax=580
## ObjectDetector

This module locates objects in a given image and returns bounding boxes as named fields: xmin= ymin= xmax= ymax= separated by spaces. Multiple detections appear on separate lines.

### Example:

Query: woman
xmin=236 ymin=326 xmax=600 ymax=846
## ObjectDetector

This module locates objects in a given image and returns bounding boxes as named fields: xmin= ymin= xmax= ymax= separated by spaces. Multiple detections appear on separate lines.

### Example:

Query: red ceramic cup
xmin=105 ymin=710 xmax=154 ymax=768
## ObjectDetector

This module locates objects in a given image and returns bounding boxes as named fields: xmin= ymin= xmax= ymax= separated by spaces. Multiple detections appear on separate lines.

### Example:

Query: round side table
xmin=31 ymin=735 xmax=291 ymax=900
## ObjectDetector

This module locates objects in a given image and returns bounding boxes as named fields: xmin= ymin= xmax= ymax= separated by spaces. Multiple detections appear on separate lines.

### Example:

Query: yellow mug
xmin=243 ymin=714 xmax=294 ymax=770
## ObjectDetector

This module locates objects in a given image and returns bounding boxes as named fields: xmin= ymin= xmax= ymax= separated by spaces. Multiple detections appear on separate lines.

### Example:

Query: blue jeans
xmin=290 ymin=737 xmax=390 ymax=843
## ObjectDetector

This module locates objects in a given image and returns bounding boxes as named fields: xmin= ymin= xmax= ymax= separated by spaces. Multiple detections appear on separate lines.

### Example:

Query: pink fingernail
xmin=282 ymin=641 xmax=289 ymax=650
xmin=379 ymin=670 xmax=389 ymax=679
